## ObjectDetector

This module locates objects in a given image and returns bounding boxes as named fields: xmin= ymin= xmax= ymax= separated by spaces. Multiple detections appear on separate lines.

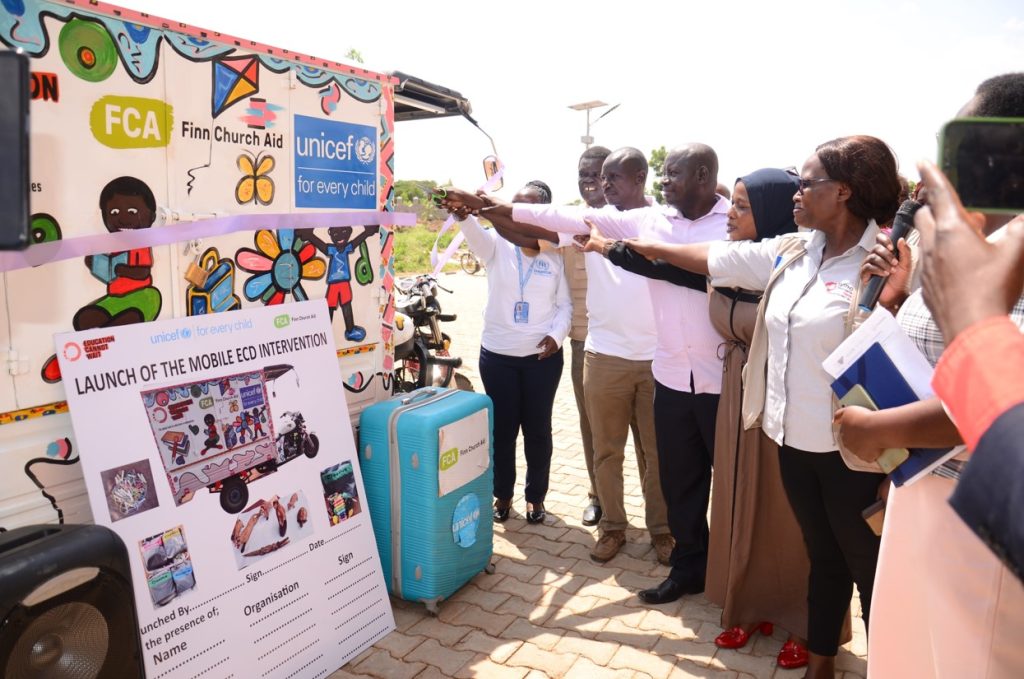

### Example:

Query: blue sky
xmin=117 ymin=0 xmax=1024 ymax=204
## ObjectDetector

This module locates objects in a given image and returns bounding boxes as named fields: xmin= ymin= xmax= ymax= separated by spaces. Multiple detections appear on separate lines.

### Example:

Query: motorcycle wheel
xmin=219 ymin=477 xmax=249 ymax=514
xmin=459 ymin=250 xmax=481 ymax=275
xmin=305 ymin=434 xmax=320 ymax=458
xmin=394 ymin=341 xmax=430 ymax=392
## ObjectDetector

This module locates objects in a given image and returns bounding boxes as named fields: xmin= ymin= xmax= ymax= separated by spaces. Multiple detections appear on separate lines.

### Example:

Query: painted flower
xmin=235 ymin=229 xmax=326 ymax=305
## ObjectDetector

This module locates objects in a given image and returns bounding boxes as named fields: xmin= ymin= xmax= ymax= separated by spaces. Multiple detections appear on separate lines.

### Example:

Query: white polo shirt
xmin=556 ymin=228 xmax=657 ymax=361
xmin=707 ymin=222 xmax=879 ymax=452
xmin=513 ymin=200 xmax=728 ymax=393
xmin=459 ymin=215 xmax=572 ymax=357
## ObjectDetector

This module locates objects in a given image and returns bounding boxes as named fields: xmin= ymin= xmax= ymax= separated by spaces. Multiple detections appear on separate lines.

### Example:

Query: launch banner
xmin=57 ymin=300 xmax=394 ymax=678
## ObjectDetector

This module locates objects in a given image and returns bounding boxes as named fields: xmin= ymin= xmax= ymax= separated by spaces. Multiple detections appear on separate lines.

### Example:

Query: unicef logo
xmin=355 ymin=136 xmax=375 ymax=164
xmin=452 ymin=493 xmax=481 ymax=548
xmin=181 ymin=327 xmax=192 ymax=339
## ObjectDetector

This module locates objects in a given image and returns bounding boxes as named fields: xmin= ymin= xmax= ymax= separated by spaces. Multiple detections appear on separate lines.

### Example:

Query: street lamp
xmin=568 ymin=100 xmax=620 ymax=148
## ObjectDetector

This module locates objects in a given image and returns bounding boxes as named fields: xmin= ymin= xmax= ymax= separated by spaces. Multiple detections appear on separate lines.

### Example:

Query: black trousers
xmin=778 ymin=445 xmax=883 ymax=656
xmin=479 ymin=346 xmax=563 ymax=504
xmin=653 ymin=379 xmax=719 ymax=585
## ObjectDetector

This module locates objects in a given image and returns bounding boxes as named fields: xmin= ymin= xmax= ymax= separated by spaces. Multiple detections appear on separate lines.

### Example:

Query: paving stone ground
xmin=330 ymin=270 xmax=868 ymax=679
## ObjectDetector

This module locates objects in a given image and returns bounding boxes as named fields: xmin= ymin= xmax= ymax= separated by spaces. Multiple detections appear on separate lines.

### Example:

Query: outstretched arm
xmin=606 ymin=242 xmax=708 ymax=291
xmin=294 ymin=228 xmax=328 ymax=253
xmin=435 ymin=188 xmax=556 ymax=248
xmin=624 ymin=239 xmax=712 ymax=276
xmin=579 ymin=219 xmax=708 ymax=290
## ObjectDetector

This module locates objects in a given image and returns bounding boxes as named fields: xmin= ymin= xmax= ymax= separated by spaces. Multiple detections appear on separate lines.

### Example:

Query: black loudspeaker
xmin=0 ymin=525 xmax=144 ymax=678
xmin=0 ymin=50 xmax=30 ymax=250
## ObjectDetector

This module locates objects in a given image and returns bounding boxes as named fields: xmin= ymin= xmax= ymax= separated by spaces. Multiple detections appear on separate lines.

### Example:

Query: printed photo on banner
xmin=100 ymin=458 xmax=159 ymax=522
xmin=140 ymin=525 xmax=196 ymax=608
xmin=320 ymin=461 xmax=362 ymax=525
xmin=140 ymin=363 xmax=320 ymax=514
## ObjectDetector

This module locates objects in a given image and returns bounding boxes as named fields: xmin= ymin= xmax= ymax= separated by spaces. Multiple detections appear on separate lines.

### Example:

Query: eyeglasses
xmin=796 ymin=177 xmax=837 ymax=194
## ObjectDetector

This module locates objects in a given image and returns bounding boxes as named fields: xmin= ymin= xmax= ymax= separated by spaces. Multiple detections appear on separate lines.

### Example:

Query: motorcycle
xmin=393 ymin=274 xmax=463 ymax=392
xmin=276 ymin=411 xmax=319 ymax=461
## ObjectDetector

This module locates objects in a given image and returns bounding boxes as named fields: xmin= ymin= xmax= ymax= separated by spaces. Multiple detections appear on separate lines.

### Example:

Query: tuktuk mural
xmin=0 ymin=0 xmax=406 ymax=530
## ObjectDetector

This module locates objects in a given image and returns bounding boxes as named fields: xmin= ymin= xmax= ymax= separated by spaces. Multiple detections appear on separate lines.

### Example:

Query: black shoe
xmin=525 ymin=502 xmax=546 ymax=524
xmin=493 ymin=500 xmax=511 ymax=523
xmin=637 ymin=577 xmax=703 ymax=604
xmin=582 ymin=501 xmax=602 ymax=526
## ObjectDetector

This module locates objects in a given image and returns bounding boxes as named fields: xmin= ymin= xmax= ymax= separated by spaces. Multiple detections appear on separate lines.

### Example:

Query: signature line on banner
xmin=324 ymin=555 xmax=372 ymax=585
xmin=191 ymin=582 xmax=246 ymax=610
xmin=253 ymin=609 xmax=314 ymax=644
xmin=150 ymin=639 xmax=226 ymax=679
xmin=331 ymin=583 xmax=381 ymax=616
xmin=247 ymin=592 xmax=310 ymax=627
xmin=326 ymin=570 xmax=375 ymax=600
xmin=325 ymin=523 xmax=360 ymax=544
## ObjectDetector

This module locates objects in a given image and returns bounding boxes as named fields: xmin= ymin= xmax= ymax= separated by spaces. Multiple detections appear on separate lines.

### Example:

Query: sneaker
xmin=652 ymin=534 xmax=675 ymax=566
xmin=590 ymin=530 xmax=626 ymax=563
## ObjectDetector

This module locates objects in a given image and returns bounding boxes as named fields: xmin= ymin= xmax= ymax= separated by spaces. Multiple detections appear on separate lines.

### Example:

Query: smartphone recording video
xmin=939 ymin=117 xmax=1024 ymax=214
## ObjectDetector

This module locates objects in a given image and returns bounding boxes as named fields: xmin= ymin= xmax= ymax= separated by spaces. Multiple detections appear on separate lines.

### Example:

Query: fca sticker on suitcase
xmin=359 ymin=388 xmax=494 ymax=613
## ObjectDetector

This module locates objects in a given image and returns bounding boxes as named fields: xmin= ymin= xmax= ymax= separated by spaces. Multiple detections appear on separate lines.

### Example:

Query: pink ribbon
xmin=0 ymin=211 xmax=416 ymax=273
xmin=431 ymin=163 xmax=506 ymax=275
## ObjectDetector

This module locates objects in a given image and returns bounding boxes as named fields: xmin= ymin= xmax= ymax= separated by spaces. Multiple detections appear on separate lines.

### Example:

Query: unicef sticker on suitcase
xmin=437 ymin=409 xmax=490 ymax=497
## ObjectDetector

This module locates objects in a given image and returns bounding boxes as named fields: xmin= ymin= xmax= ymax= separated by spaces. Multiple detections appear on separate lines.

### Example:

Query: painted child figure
xmin=297 ymin=226 xmax=379 ymax=342
xmin=250 ymin=407 xmax=265 ymax=438
xmin=76 ymin=176 xmax=163 ymax=330
xmin=201 ymin=413 xmax=222 ymax=455
xmin=42 ymin=176 xmax=163 ymax=383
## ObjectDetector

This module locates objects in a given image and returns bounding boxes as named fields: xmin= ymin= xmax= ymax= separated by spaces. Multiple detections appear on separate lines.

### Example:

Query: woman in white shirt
xmin=456 ymin=181 xmax=572 ymax=526
xmin=615 ymin=136 xmax=901 ymax=679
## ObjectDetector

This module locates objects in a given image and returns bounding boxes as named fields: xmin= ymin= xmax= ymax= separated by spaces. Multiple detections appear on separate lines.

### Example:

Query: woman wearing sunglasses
xmin=618 ymin=137 xmax=900 ymax=679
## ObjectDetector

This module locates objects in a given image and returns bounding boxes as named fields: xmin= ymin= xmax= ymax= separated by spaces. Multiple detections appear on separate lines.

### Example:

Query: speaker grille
xmin=6 ymin=602 xmax=109 ymax=679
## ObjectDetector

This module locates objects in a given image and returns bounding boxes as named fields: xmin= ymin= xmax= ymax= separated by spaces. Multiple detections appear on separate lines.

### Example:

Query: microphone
xmin=858 ymin=199 xmax=923 ymax=314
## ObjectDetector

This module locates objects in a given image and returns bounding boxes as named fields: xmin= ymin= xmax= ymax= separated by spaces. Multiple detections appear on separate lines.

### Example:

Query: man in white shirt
xmin=567 ymin=146 xmax=608 ymax=528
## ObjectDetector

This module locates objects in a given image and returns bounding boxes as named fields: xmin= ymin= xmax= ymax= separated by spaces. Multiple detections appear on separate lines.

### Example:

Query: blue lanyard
xmin=515 ymin=248 xmax=539 ymax=301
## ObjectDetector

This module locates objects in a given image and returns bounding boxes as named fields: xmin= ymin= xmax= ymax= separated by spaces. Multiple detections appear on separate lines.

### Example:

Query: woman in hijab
xmin=701 ymin=169 xmax=815 ymax=670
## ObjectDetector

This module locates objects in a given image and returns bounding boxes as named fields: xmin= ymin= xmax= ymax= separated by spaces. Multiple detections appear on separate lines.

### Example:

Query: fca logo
xmin=274 ymin=314 xmax=290 ymax=329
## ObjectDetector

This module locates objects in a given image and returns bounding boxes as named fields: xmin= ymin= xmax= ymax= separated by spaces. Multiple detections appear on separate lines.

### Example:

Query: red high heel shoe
xmin=714 ymin=622 xmax=773 ymax=649
xmin=776 ymin=640 xmax=809 ymax=669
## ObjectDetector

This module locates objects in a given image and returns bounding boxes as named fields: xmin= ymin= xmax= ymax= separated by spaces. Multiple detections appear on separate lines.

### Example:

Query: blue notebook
xmin=831 ymin=342 xmax=918 ymax=408
xmin=832 ymin=342 xmax=956 ymax=486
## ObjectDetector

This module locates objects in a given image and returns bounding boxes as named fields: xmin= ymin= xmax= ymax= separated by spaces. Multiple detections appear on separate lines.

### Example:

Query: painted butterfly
xmin=235 ymin=151 xmax=275 ymax=205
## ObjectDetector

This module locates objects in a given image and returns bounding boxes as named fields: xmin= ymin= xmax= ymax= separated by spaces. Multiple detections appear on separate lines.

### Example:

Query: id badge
xmin=513 ymin=300 xmax=530 ymax=324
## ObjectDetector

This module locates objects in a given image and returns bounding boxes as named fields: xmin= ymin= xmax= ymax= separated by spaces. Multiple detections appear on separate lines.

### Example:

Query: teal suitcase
xmin=358 ymin=387 xmax=494 ymax=612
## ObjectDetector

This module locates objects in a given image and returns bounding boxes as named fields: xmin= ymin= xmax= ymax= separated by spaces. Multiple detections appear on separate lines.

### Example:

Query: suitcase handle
xmin=399 ymin=387 xmax=439 ymax=406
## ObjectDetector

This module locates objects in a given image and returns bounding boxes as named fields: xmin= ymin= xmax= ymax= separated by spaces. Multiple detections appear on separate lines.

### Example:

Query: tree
xmin=649 ymin=146 xmax=667 ymax=205
xmin=345 ymin=48 xmax=364 ymax=64
xmin=393 ymin=180 xmax=445 ymax=222
xmin=393 ymin=180 xmax=437 ymax=205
